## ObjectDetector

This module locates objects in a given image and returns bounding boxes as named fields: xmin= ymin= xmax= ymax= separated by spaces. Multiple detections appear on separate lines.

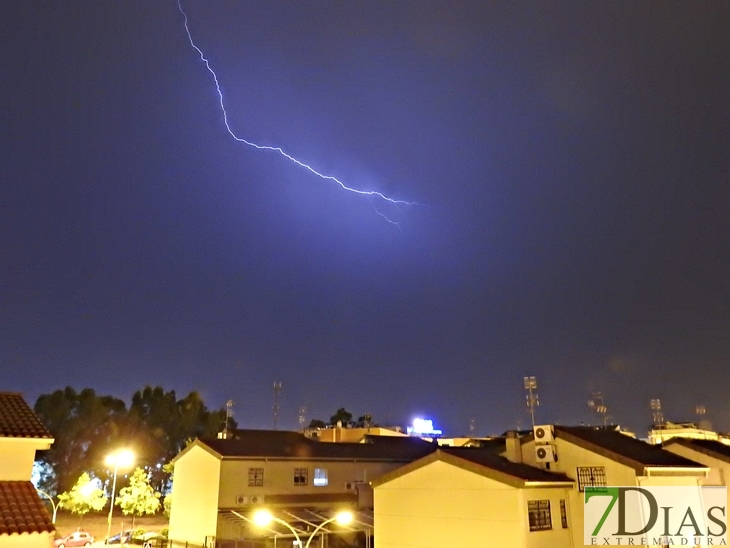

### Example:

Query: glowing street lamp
xmin=105 ymin=449 xmax=134 ymax=542
xmin=253 ymin=509 xmax=353 ymax=548
xmin=36 ymin=489 xmax=59 ymax=524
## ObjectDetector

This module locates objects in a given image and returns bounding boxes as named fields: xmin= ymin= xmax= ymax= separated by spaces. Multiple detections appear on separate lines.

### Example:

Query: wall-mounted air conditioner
xmin=533 ymin=425 xmax=554 ymax=443
xmin=250 ymin=495 xmax=265 ymax=505
xmin=535 ymin=444 xmax=557 ymax=462
xmin=235 ymin=495 xmax=248 ymax=505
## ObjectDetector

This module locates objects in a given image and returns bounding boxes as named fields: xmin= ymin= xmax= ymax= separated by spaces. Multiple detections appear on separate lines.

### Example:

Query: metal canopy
xmin=223 ymin=507 xmax=373 ymax=540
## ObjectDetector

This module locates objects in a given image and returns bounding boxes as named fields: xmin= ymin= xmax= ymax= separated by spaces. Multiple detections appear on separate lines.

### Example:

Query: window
xmin=294 ymin=467 xmax=308 ymax=486
xmin=576 ymin=466 xmax=606 ymax=491
xmin=528 ymin=500 xmax=552 ymax=531
xmin=560 ymin=499 xmax=568 ymax=528
xmin=248 ymin=467 xmax=264 ymax=487
xmin=313 ymin=468 xmax=328 ymax=486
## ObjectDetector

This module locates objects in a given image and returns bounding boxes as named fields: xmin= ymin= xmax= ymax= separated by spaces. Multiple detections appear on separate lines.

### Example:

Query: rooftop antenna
xmin=650 ymin=398 xmax=664 ymax=426
xmin=469 ymin=417 xmax=476 ymax=436
xmin=523 ymin=376 xmax=539 ymax=429
xmin=588 ymin=392 xmax=608 ymax=427
xmin=273 ymin=381 xmax=282 ymax=430
xmin=298 ymin=405 xmax=307 ymax=431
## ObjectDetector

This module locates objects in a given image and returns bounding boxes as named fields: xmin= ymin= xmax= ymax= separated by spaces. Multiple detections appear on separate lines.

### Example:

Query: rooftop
xmin=441 ymin=447 xmax=573 ymax=483
xmin=0 ymin=393 xmax=53 ymax=439
xmin=0 ymin=481 xmax=55 ymax=536
xmin=194 ymin=429 xmax=437 ymax=462
xmin=555 ymin=425 xmax=705 ymax=472
xmin=664 ymin=438 xmax=730 ymax=463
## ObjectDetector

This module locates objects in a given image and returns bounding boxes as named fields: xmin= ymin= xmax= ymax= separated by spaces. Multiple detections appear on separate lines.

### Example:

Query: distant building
xmin=0 ymin=392 xmax=55 ymax=548
xmin=648 ymin=421 xmax=730 ymax=445
xmin=303 ymin=425 xmax=406 ymax=443
xmin=168 ymin=429 xmax=436 ymax=547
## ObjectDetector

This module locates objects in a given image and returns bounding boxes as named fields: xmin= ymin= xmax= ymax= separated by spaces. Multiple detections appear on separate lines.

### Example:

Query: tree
xmin=329 ymin=408 xmax=353 ymax=427
xmin=308 ymin=419 xmax=327 ymax=429
xmin=115 ymin=468 xmax=161 ymax=528
xmin=34 ymin=385 xmax=233 ymax=495
xmin=34 ymin=387 xmax=127 ymax=493
xmin=57 ymin=472 xmax=107 ymax=525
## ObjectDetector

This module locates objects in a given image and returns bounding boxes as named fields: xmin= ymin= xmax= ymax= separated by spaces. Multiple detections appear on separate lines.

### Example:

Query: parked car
xmin=106 ymin=529 xmax=135 ymax=544
xmin=130 ymin=532 xmax=166 ymax=547
xmin=54 ymin=530 xmax=94 ymax=547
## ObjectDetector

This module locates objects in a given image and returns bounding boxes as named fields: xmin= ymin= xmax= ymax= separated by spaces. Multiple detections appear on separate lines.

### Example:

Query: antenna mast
xmin=273 ymin=381 xmax=282 ymax=430
xmin=650 ymin=398 xmax=664 ymax=426
xmin=588 ymin=392 xmax=608 ymax=426
xmin=524 ymin=376 xmax=539 ymax=429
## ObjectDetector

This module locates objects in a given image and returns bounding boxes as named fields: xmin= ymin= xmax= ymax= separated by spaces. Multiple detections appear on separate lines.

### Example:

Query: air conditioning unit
xmin=250 ymin=495 xmax=265 ymax=505
xmin=235 ymin=495 xmax=248 ymax=505
xmin=345 ymin=482 xmax=355 ymax=491
xmin=535 ymin=444 xmax=557 ymax=462
xmin=533 ymin=425 xmax=554 ymax=443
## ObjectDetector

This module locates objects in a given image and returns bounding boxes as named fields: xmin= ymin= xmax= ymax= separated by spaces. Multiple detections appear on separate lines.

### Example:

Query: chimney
xmin=504 ymin=430 xmax=522 ymax=463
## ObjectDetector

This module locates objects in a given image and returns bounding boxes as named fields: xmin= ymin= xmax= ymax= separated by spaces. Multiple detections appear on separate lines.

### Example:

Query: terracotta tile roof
xmin=0 ymin=393 xmax=53 ymax=439
xmin=664 ymin=438 xmax=730 ymax=463
xmin=0 ymin=481 xmax=55 ymax=536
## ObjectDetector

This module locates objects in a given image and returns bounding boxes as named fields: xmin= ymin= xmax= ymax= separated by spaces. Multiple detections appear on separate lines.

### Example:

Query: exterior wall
xmin=664 ymin=444 xmax=729 ymax=486
xmin=374 ymin=460 xmax=571 ymax=548
xmin=0 ymin=532 xmax=54 ymax=548
xmin=522 ymin=437 xmax=637 ymax=548
xmin=0 ymin=439 xmax=51 ymax=481
xmin=218 ymin=458 xmax=400 ymax=511
xmin=168 ymin=446 xmax=221 ymax=547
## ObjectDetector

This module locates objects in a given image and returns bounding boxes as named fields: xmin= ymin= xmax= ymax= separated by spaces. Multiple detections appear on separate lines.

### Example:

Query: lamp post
xmin=105 ymin=449 xmax=134 ymax=542
xmin=253 ymin=509 xmax=353 ymax=548
xmin=36 ymin=489 xmax=59 ymax=524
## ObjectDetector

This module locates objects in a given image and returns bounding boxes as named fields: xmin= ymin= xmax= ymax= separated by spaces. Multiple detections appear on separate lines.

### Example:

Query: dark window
xmin=576 ymin=466 xmax=606 ymax=491
xmin=560 ymin=499 xmax=568 ymax=528
xmin=528 ymin=500 xmax=552 ymax=531
xmin=294 ymin=467 xmax=308 ymax=485
xmin=248 ymin=467 xmax=264 ymax=487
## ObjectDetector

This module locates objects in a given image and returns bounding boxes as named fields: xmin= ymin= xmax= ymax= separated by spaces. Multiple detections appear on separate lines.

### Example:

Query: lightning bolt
xmin=176 ymin=1 xmax=417 ymax=225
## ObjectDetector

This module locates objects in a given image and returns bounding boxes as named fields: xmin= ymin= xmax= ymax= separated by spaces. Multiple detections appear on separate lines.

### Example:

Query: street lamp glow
xmin=334 ymin=511 xmax=353 ymax=526
xmin=252 ymin=509 xmax=273 ymax=527
xmin=252 ymin=508 xmax=354 ymax=548
xmin=105 ymin=449 xmax=135 ymax=541
xmin=105 ymin=449 xmax=134 ymax=468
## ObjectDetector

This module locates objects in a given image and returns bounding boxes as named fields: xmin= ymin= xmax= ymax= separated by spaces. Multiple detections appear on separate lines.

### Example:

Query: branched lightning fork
xmin=177 ymin=1 xmax=416 ymax=223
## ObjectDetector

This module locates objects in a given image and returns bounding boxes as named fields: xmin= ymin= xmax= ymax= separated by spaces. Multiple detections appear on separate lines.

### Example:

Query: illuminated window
xmin=313 ymin=468 xmax=328 ymax=486
xmin=527 ymin=500 xmax=552 ymax=531
xmin=576 ymin=466 xmax=606 ymax=491
xmin=294 ymin=468 xmax=308 ymax=486
xmin=560 ymin=499 xmax=568 ymax=528
xmin=248 ymin=467 xmax=264 ymax=487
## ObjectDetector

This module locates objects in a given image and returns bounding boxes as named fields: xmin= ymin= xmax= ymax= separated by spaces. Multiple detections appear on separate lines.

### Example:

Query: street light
xmin=105 ymin=449 xmax=134 ymax=542
xmin=253 ymin=509 xmax=353 ymax=548
xmin=36 ymin=489 xmax=59 ymax=524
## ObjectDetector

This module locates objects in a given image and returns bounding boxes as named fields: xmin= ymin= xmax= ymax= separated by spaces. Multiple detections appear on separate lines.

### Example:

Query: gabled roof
xmin=372 ymin=448 xmax=573 ymax=489
xmin=0 ymin=393 xmax=53 ymax=439
xmin=664 ymin=438 xmax=730 ymax=464
xmin=179 ymin=429 xmax=437 ymax=463
xmin=553 ymin=426 xmax=706 ymax=474
xmin=0 ymin=481 xmax=55 ymax=536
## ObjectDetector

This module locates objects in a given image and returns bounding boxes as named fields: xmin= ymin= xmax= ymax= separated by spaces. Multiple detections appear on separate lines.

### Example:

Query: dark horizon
xmin=2 ymin=2 xmax=729 ymax=437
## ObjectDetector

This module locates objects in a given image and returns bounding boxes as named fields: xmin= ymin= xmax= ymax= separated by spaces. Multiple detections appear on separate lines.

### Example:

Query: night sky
xmin=2 ymin=2 xmax=729 ymax=436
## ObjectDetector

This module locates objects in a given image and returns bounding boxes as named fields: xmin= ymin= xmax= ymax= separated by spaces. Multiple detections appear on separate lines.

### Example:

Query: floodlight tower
xmin=588 ymin=392 xmax=608 ymax=426
xmin=696 ymin=405 xmax=708 ymax=439
xmin=273 ymin=382 xmax=282 ymax=430
xmin=223 ymin=399 xmax=234 ymax=437
xmin=524 ymin=376 xmax=539 ymax=429
xmin=298 ymin=406 xmax=307 ymax=431
xmin=650 ymin=398 xmax=664 ymax=426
